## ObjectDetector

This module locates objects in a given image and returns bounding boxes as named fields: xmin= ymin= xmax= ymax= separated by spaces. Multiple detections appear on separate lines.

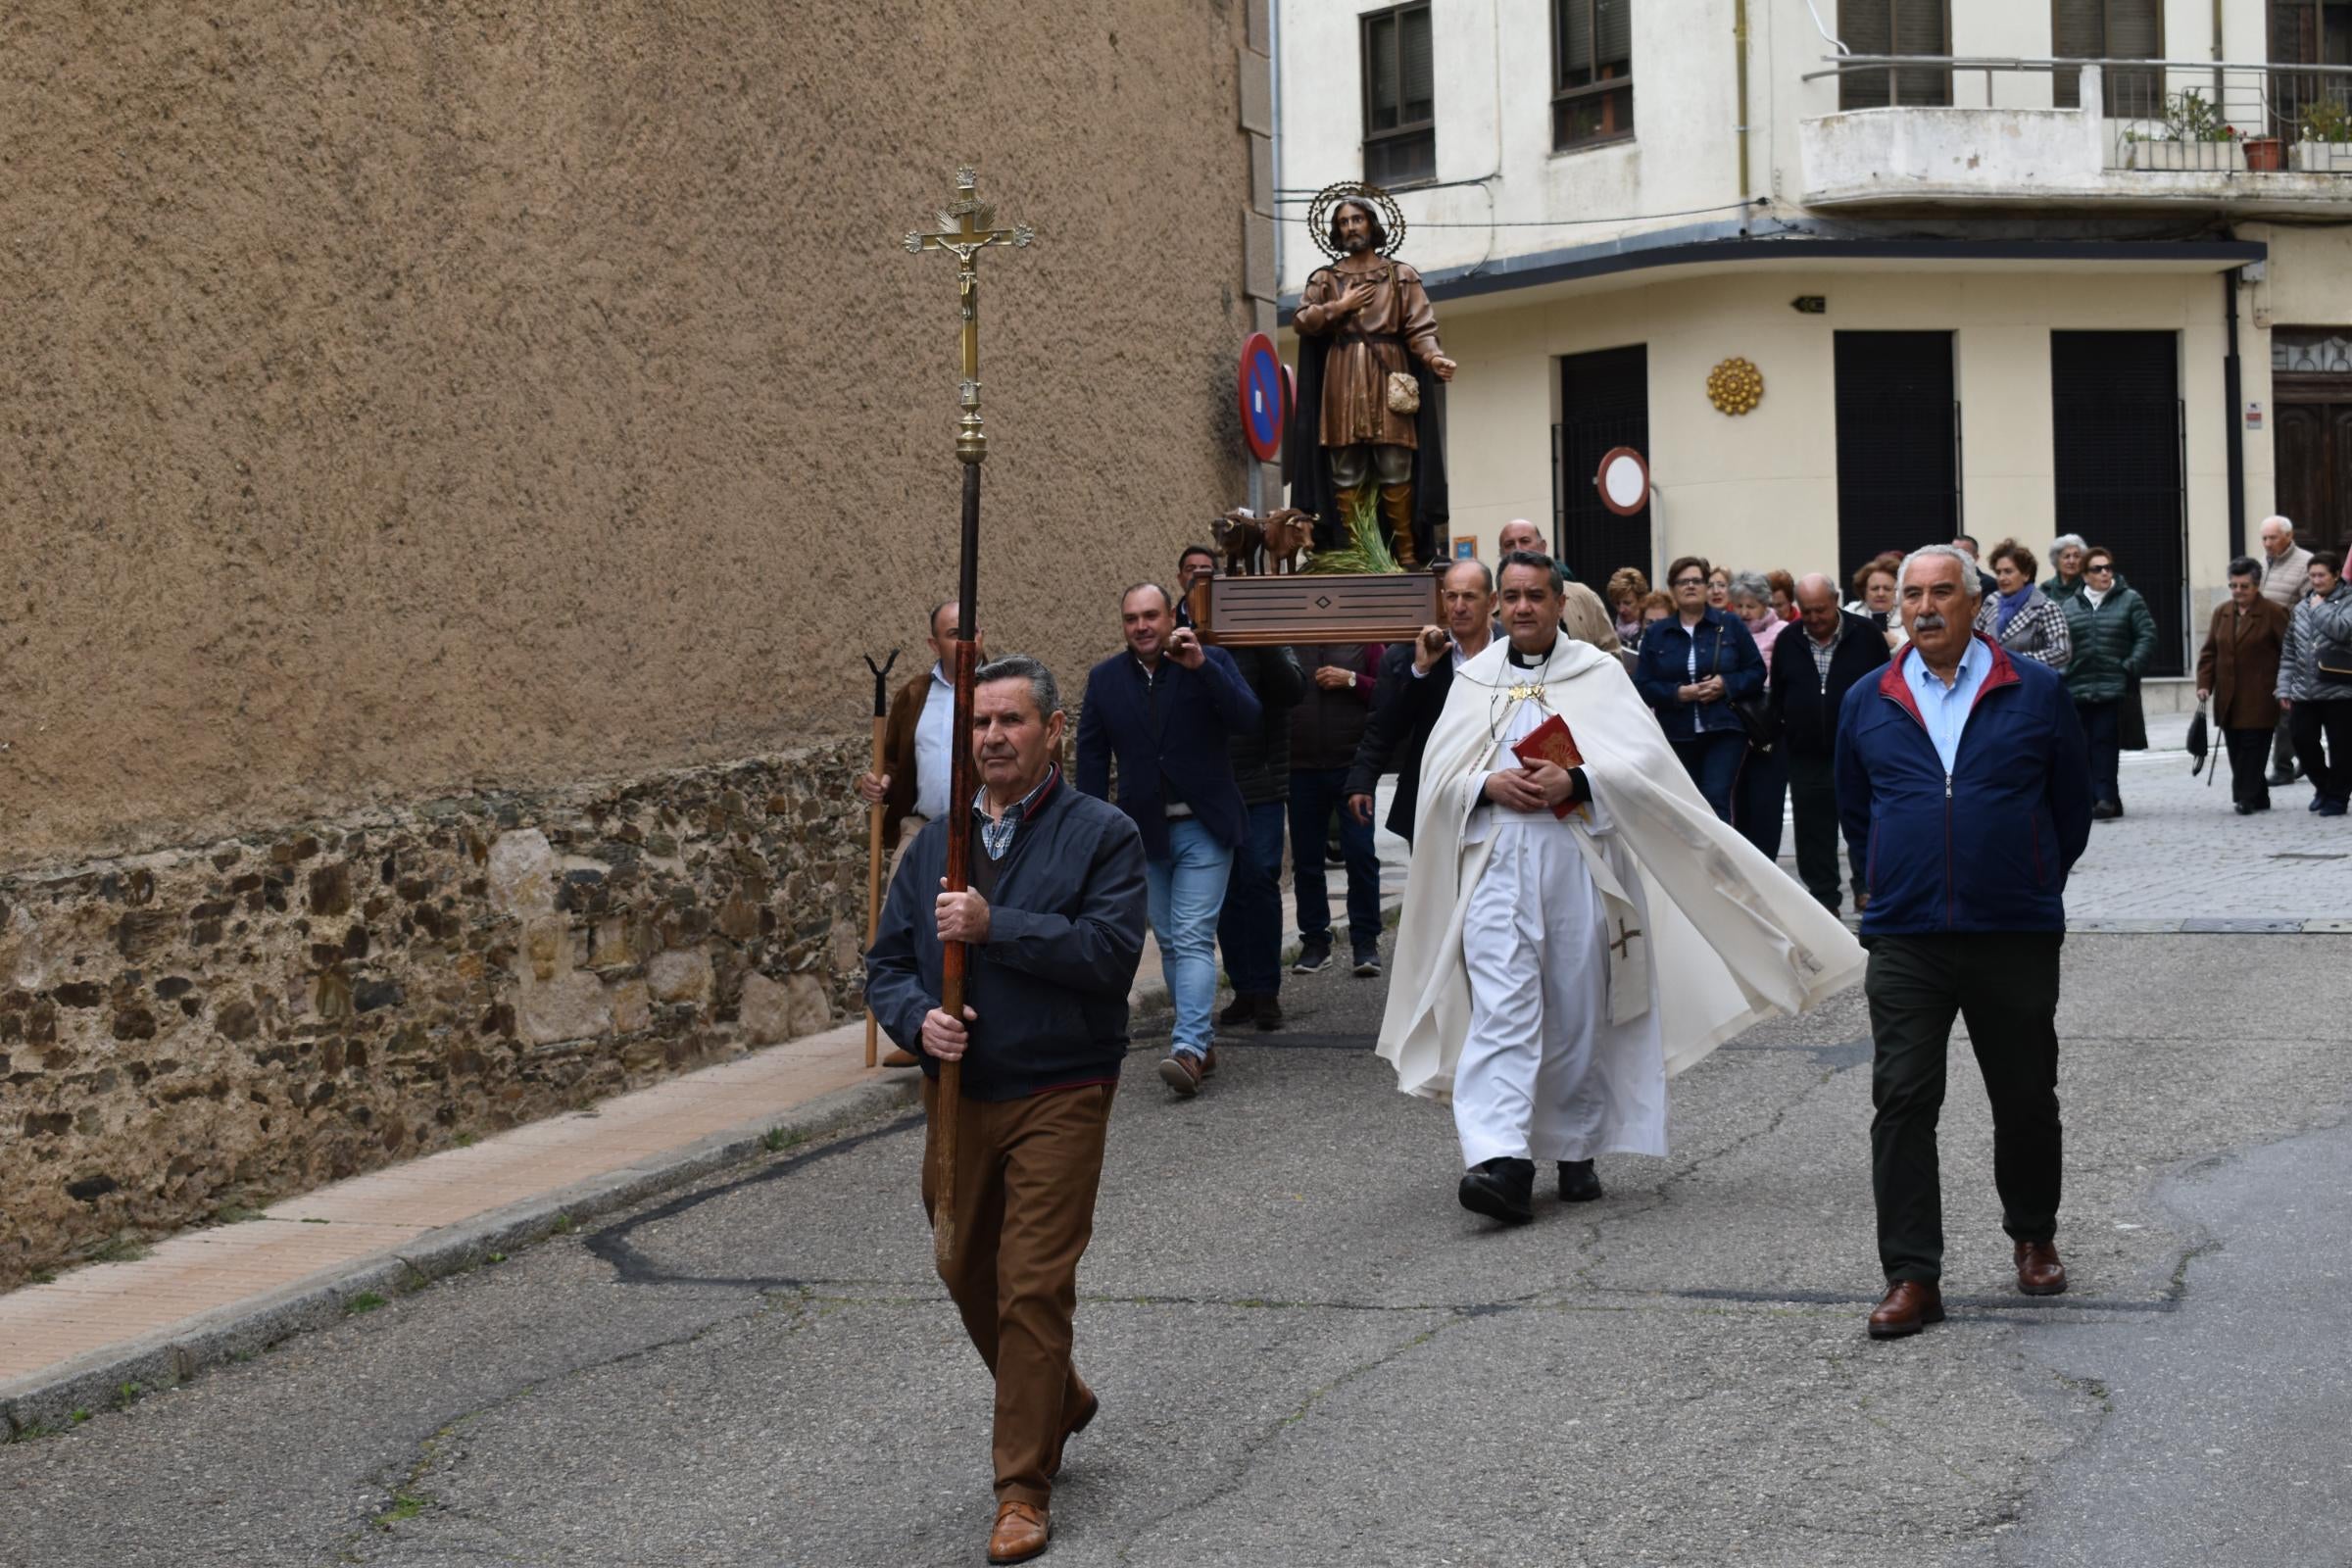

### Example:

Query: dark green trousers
xmin=1864 ymin=932 xmax=2064 ymax=1284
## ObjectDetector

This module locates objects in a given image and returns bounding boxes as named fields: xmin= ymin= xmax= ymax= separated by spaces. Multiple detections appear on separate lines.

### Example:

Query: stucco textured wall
xmin=0 ymin=1 xmax=1254 ymax=868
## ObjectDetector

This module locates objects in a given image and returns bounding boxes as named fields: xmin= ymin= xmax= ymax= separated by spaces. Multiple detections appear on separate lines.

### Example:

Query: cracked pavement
xmin=1 ymin=931 xmax=2346 ymax=1565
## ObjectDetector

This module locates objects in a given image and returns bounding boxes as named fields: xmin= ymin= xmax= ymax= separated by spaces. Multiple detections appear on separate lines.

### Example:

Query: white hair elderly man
xmin=1836 ymin=543 xmax=2092 ymax=1339
xmin=2259 ymin=516 xmax=2315 ymax=785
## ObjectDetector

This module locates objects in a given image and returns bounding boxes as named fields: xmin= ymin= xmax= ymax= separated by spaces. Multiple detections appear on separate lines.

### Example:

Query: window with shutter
xmin=2052 ymin=0 xmax=2162 ymax=114
xmin=1838 ymin=0 xmax=1950 ymax=110
xmin=1362 ymin=4 xmax=1437 ymax=186
xmin=1553 ymin=0 xmax=1635 ymax=151
xmin=2271 ymin=1 xmax=2352 ymax=134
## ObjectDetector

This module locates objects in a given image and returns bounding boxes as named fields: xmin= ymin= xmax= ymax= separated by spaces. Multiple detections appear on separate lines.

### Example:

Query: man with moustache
xmin=1346 ymin=559 xmax=1496 ymax=848
xmin=1836 ymin=546 xmax=2091 ymax=1339
xmin=1289 ymin=193 xmax=1456 ymax=567
xmin=866 ymin=655 xmax=1148 ymax=1564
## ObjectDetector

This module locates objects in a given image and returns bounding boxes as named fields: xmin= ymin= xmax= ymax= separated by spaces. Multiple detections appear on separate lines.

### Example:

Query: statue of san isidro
xmin=1286 ymin=182 xmax=1457 ymax=569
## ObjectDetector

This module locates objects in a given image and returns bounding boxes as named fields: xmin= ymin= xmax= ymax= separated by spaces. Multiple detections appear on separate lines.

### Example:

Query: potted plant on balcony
xmin=2292 ymin=96 xmax=2352 ymax=172
xmin=2127 ymin=89 xmax=2246 ymax=172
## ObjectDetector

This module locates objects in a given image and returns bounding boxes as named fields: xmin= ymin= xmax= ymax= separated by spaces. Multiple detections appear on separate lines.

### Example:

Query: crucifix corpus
xmin=904 ymin=168 xmax=1033 ymax=1272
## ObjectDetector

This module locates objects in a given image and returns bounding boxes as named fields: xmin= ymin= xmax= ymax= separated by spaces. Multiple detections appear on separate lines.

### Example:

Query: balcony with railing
xmin=1799 ymin=59 xmax=2352 ymax=211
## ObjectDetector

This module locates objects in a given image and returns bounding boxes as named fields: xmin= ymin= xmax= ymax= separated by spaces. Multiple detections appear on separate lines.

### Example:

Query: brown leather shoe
xmin=1867 ymin=1279 xmax=1945 ymax=1340
xmin=988 ymin=1500 xmax=1050 ymax=1564
xmin=2016 ymin=1241 xmax=2069 ymax=1297
xmin=880 ymin=1048 xmax=920 ymax=1068
xmin=1156 ymin=1047 xmax=1215 ymax=1097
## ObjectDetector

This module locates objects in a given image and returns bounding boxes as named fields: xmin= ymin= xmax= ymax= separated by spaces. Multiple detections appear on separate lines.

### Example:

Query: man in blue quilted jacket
xmin=1836 ymin=545 xmax=2092 ymax=1340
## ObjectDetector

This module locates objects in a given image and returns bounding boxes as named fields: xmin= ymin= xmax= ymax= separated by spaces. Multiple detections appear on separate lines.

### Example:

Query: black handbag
xmin=1714 ymin=624 xmax=1777 ymax=753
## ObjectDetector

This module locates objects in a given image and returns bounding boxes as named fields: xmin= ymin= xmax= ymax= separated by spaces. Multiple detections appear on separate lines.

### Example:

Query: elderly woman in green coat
xmin=2062 ymin=544 xmax=2159 ymax=820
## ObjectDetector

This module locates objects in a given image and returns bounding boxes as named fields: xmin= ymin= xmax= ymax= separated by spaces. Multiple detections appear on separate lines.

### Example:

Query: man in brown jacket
xmin=2198 ymin=556 xmax=2291 ymax=814
xmin=858 ymin=601 xmax=983 ymax=1064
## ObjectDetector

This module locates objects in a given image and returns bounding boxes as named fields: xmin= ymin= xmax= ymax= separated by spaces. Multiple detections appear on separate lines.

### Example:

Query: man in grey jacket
xmin=2260 ymin=515 xmax=2317 ymax=785
xmin=2278 ymin=550 xmax=2352 ymax=817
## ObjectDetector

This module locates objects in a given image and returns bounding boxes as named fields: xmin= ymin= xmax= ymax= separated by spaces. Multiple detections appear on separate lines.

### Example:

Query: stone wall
xmin=0 ymin=742 xmax=874 ymax=1291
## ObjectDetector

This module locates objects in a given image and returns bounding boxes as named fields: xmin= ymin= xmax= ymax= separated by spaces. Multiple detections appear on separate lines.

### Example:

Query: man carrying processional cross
xmin=1378 ymin=550 xmax=1867 ymax=1224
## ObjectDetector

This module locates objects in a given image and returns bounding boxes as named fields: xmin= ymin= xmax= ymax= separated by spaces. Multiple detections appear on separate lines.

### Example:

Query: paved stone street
xmin=3 ymin=902 xmax=2347 ymax=1565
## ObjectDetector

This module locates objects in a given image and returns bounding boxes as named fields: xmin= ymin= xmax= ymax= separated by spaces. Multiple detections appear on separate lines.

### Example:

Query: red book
xmin=1509 ymin=712 xmax=1586 ymax=820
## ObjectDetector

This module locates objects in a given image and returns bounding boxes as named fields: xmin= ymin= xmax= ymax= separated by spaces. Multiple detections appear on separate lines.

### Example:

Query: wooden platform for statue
xmin=1186 ymin=571 xmax=1439 ymax=647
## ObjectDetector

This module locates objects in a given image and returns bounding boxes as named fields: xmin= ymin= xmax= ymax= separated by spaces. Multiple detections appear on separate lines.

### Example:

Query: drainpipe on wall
xmin=2224 ymin=265 xmax=2247 ymax=562
xmin=1734 ymin=0 xmax=1751 ymax=200
xmin=2212 ymin=0 xmax=2226 ymax=106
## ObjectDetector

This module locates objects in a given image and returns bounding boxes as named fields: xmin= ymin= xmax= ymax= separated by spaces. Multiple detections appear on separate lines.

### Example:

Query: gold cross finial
xmin=905 ymin=168 xmax=1035 ymax=463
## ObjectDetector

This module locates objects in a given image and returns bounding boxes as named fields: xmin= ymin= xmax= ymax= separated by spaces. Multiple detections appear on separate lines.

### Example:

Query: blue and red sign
xmin=1239 ymin=332 xmax=1288 ymax=464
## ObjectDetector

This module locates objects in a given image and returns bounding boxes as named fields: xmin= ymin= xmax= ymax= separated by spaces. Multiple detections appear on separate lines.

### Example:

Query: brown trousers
xmin=921 ymin=1079 xmax=1113 ymax=1507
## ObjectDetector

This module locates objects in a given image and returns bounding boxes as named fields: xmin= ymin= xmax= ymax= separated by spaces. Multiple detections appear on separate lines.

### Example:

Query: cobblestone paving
xmin=2026 ymin=714 xmax=2351 ymax=928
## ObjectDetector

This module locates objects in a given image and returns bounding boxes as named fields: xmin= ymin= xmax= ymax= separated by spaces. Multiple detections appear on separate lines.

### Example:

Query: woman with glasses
xmin=1633 ymin=555 xmax=1765 ymax=822
xmin=2060 ymin=545 xmax=2158 ymax=820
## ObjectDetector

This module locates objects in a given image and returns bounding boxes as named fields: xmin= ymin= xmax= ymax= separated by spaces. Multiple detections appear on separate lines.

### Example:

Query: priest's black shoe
xmin=1557 ymin=1159 xmax=1603 ymax=1202
xmin=1458 ymin=1157 xmax=1535 ymax=1226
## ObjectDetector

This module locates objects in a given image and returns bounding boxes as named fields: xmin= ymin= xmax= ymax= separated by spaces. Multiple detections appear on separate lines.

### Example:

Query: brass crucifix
xmin=901 ymin=167 xmax=1035 ymax=1273
xmin=906 ymin=168 xmax=1035 ymax=464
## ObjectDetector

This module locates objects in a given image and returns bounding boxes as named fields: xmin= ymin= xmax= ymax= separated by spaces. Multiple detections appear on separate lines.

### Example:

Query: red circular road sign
xmin=1595 ymin=446 xmax=1650 ymax=516
xmin=1239 ymin=332 xmax=1287 ymax=463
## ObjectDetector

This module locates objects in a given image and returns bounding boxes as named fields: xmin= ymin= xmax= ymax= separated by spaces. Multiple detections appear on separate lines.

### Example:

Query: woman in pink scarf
xmin=1728 ymin=570 xmax=1789 ymax=862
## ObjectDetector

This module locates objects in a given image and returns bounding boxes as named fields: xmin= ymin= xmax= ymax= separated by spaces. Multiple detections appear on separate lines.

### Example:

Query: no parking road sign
xmin=1238 ymin=332 xmax=1289 ymax=464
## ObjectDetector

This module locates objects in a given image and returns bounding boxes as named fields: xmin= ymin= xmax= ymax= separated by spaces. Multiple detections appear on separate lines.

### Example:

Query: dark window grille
xmin=1553 ymin=0 xmax=1635 ymax=151
xmin=2051 ymin=330 xmax=2186 ymax=676
xmin=1837 ymin=0 xmax=1952 ymax=109
xmin=1834 ymin=332 xmax=1959 ymax=582
xmin=1362 ymin=4 xmax=1436 ymax=186
xmin=1554 ymin=344 xmax=1650 ymax=580
xmin=2052 ymin=0 xmax=2161 ymax=113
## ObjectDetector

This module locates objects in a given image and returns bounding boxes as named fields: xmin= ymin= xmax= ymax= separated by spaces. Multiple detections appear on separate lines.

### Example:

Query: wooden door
xmin=2274 ymin=400 xmax=2352 ymax=558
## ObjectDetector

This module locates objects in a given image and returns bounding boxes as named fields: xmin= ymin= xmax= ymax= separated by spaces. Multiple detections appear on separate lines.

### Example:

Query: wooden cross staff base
xmin=1185 ymin=571 xmax=1442 ymax=647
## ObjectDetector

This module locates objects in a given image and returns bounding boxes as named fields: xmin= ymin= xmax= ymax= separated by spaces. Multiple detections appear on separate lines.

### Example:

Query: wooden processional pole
xmin=906 ymin=169 xmax=1033 ymax=1271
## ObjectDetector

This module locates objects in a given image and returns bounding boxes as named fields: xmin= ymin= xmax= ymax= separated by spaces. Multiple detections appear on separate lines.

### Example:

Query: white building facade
xmin=1274 ymin=0 xmax=2352 ymax=679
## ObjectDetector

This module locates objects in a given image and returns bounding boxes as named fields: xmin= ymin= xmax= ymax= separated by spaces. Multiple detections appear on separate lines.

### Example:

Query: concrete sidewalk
xmin=0 ymin=804 xmax=1412 ymax=1434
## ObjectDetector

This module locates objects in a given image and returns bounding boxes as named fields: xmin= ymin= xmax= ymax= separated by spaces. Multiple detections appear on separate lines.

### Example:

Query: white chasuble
xmin=1454 ymin=686 xmax=1667 ymax=1164
xmin=1378 ymin=639 xmax=1867 ymax=1127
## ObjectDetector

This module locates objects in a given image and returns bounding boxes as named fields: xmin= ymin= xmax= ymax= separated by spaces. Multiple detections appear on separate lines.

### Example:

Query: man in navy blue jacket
xmin=1836 ymin=546 xmax=2092 ymax=1341
xmin=867 ymin=655 xmax=1148 ymax=1564
xmin=1076 ymin=583 xmax=1262 ymax=1097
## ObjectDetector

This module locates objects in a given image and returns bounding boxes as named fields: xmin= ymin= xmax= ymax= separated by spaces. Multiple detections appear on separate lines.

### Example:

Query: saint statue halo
xmin=1305 ymin=180 xmax=1408 ymax=261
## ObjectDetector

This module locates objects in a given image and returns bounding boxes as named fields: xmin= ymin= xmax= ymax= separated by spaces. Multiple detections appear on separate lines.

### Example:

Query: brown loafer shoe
xmin=1867 ymin=1279 xmax=1945 ymax=1340
xmin=2016 ymin=1241 xmax=2068 ymax=1297
xmin=880 ymin=1048 xmax=920 ymax=1068
xmin=988 ymin=1500 xmax=1051 ymax=1564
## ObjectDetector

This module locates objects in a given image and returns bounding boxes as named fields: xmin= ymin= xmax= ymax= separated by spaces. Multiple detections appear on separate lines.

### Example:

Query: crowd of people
xmin=853 ymin=513 xmax=2348 ymax=1563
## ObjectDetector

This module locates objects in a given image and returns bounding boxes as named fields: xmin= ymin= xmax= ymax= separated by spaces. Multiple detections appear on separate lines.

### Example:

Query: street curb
xmin=0 ymin=1074 xmax=919 ymax=1440
xmin=0 ymin=867 xmax=1407 ymax=1437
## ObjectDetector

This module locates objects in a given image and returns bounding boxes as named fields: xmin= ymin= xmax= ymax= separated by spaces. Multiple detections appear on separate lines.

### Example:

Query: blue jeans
xmin=1215 ymin=802 xmax=1290 ymax=997
xmin=1288 ymin=767 xmax=1382 ymax=950
xmin=1146 ymin=818 xmax=1233 ymax=1059
xmin=2076 ymin=700 xmax=2121 ymax=806
xmin=1672 ymin=731 xmax=1745 ymax=823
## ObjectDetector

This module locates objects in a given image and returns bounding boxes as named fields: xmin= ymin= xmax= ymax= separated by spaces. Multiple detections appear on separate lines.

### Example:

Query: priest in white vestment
xmin=1378 ymin=551 xmax=1867 ymax=1225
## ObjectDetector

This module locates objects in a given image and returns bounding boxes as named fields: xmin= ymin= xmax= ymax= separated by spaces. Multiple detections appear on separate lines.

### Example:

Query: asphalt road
xmin=3 ymin=931 xmax=2347 ymax=1567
